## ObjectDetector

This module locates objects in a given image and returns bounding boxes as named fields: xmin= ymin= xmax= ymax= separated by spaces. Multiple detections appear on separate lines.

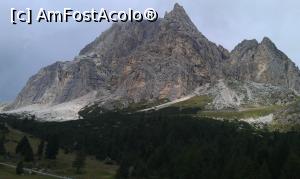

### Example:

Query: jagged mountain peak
xmin=163 ymin=3 xmax=200 ymax=34
xmin=257 ymin=36 xmax=293 ymax=64
xmin=261 ymin=36 xmax=274 ymax=45
xmin=231 ymin=37 xmax=278 ymax=55
xmin=4 ymin=4 xmax=300 ymax=122
xmin=165 ymin=3 xmax=187 ymax=18
xmin=230 ymin=39 xmax=258 ymax=61
xmin=79 ymin=20 xmax=161 ymax=59
xmin=260 ymin=36 xmax=278 ymax=50
xmin=226 ymin=36 xmax=300 ymax=93
xmin=234 ymin=39 xmax=258 ymax=50
xmin=8 ymin=3 xmax=226 ymax=114
xmin=80 ymin=3 xmax=202 ymax=59
xmin=174 ymin=2 xmax=183 ymax=9
xmin=232 ymin=39 xmax=258 ymax=51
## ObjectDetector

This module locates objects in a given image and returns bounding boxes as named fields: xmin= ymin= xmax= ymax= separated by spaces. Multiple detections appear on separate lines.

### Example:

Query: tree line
xmin=1 ymin=108 xmax=300 ymax=179
xmin=0 ymin=120 xmax=86 ymax=175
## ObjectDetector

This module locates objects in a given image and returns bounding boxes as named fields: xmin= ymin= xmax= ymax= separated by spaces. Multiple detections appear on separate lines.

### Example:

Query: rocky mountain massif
xmin=2 ymin=4 xmax=300 ymax=123
xmin=225 ymin=38 xmax=300 ymax=94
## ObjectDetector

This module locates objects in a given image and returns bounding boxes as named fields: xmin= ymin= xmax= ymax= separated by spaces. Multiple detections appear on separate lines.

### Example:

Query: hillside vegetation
xmin=0 ymin=121 xmax=117 ymax=179
xmin=2 ymin=105 xmax=300 ymax=179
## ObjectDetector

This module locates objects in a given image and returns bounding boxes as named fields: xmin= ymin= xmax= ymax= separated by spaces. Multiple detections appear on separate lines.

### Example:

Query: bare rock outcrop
xmin=8 ymin=3 xmax=227 ymax=111
xmin=4 ymin=3 xmax=300 ymax=121
xmin=225 ymin=37 xmax=300 ymax=93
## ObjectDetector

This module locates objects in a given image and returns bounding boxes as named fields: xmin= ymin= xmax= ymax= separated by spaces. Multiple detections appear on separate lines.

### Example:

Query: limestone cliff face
xmin=7 ymin=3 xmax=300 ymax=114
xmin=225 ymin=37 xmax=300 ymax=93
xmin=9 ymin=3 xmax=227 ymax=109
xmin=10 ymin=58 xmax=107 ymax=108
xmin=105 ymin=4 xmax=226 ymax=104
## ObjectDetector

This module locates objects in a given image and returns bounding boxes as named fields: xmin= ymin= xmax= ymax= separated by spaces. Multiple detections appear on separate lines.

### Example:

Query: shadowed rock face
xmin=9 ymin=58 xmax=108 ymax=108
xmin=225 ymin=37 xmax=300 ymax=93
xmin=9 ymin=3 xmax=227 ymax=110
xmin=7 ymin=3 xmax=300 ymax=113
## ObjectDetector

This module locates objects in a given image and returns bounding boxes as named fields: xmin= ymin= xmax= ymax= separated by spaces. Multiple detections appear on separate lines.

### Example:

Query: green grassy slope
xmin=167 ymin=95 xmax=283 ymax=121
xmin=198 ymin=105 xmax=283 ymax=120
xmin=0 ymin=125 xmax=117 ymax=179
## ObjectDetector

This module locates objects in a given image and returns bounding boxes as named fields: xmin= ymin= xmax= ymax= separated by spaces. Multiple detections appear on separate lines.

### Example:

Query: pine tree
xmin=45 ymin=135 xmax=59 ymax=159
xmin=116 ymin=159 xmax=130 ymax=179
xmin=280 ymin=152 xmax=300 ymax=179
xmin=37 ymin=140 xmax=45 ymax=160
xmin=258 ymin=161 xmax=271 ymax=179
xmin=16 ymin=161 xmax=24 ymax=175
xmin=0 ymin=135 xmax=6 ymax=155
xmin=72 ymin=150 xmax=86 ymax=174
xmin=15 ymin=136 xmax=34 ymax=162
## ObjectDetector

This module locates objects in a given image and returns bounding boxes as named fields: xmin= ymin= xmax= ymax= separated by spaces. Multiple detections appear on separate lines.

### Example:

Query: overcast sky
xmin=0 ymin=0 xmax=299 ymax=101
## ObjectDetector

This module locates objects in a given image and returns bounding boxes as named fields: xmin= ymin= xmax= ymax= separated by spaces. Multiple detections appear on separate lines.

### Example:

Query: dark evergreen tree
xmin=36 ymin=140 xmax=45 ymax=160
xmin=15 ymin=136 xmax=34 ymax=162
xmin=72 ymin=150 xmax=86 ymax=174
xmin=3 ymin=110 xmax=300 ymax=179
xmin=16 ymin=161 xmax=24 ymax=175
xmin=116 ymin=159 xmax=130 ymax=179
xmin=280 ymin=152 xmax=300 ymax=179
xmin=257 ymin=161 xmax=272 ymax=179
xmin=45 ymin=135 xmax=59 ymax=159
xmin=0 ymin=135 xmax=6 ymax=155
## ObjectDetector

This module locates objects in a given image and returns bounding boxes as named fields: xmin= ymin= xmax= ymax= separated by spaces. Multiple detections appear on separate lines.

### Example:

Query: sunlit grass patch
xmin=198 ymin=105 xmax=283 ymax=120
xmin=171 ymin=96 xmax=211 ymax=110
